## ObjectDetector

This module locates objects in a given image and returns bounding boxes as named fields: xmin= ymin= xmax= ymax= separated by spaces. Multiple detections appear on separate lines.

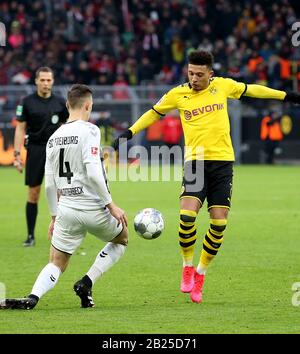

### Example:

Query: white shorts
xmin=52 ymin=205 xmax=123 ymax=254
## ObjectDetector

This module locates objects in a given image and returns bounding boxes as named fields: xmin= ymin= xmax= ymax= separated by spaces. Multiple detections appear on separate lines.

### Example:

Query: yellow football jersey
xmin=152 ymin=77 xmax=247 ymax=161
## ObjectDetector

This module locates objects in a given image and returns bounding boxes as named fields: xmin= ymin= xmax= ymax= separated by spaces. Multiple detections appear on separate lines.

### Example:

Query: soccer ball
xmin=134 ymin=208 xmax=165 ymax=240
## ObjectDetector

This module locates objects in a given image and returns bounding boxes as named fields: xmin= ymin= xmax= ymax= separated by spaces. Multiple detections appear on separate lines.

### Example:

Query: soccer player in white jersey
xmin=1 ymin=84 xmax=128 ymax=310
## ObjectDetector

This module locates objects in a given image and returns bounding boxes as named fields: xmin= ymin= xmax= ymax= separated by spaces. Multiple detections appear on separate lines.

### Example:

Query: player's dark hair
xmin=67 ymin=84 xmax=93 ymax=109
xmin=35 ymin=66 xmax=54 ymax=79
xmin=188 ymin=50 xmax=214 ymax=69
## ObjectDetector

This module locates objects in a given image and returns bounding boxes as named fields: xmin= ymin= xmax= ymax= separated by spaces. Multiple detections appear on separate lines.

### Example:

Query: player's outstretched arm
xmin=86 ymin=163 xmax=127 ymax=227
xmin=45 ymin=173 xmax=58 ymax=239
xmin=112 ymin=109 xmax=160 ymax=150
xmin=244 ymin=84 xmax=300 ymax=103
xmin=112 ymin=129 xmax=133 ymax=150
xmin=86 ymin=162 xmax=112 ymax=205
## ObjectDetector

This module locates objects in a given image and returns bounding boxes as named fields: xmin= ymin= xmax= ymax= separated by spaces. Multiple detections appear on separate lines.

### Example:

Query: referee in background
xmin=13 ymin=67 xmax=69 ymax=247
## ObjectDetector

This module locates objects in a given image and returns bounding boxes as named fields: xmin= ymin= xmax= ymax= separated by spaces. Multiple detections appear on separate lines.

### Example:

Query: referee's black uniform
xmin=16 ymin=92 xmax=69 ymax=186
xmin=16 ymin=91 xmax=68 ymax=246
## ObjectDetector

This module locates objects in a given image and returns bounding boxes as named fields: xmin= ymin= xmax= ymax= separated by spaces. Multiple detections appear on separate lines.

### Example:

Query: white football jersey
xmin=45 ymin=120 xmax=110 ymax=210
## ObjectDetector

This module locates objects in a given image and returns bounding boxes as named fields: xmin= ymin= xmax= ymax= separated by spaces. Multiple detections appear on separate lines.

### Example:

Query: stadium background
xmin=0 ymin=0 xmax=300 ymax=165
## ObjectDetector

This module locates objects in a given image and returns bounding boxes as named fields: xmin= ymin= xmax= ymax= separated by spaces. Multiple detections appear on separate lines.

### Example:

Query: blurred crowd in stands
xmin=0 ymin=0 xmax=299 ymax=90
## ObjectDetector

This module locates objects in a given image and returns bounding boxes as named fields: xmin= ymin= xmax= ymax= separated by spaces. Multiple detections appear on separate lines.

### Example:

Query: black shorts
xmin=25 ymin=144 xmax=46 ymax=187
xmin=180 ymin=160 xmax=233 ymax=210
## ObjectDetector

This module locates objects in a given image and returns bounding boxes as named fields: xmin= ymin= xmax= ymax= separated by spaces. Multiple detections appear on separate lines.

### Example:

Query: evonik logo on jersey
xmin=184 ymin=103 xmax=225 ymax=120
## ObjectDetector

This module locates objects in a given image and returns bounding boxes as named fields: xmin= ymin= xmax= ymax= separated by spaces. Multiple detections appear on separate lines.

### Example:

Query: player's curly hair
xmin=188 ymin=50 xmax=214 ymax=69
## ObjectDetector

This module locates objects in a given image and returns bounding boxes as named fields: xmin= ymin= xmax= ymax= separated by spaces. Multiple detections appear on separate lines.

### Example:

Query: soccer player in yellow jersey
xmin=113 ymin=50 xmax=300 ymax=303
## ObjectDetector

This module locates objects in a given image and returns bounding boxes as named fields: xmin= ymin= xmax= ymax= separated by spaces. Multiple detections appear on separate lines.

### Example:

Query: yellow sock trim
xmin=179 ymin=225 xmax=197 ymax=234
xmin=179 ymin=210 xmax=197 ymax=264
xmin=203 ymin=236 xmax=223 ymax=251
xmin=199 ymin=251 xmax=214 ymax=267
xmin=181 ymin=245 xmax=195 ymax=264
xmin=210 ymin=218 xmax=227 ymax=226
xmin=179 ymin=235 xmax=197 ymax=244
xmin=198 ymin=221 xmax=226 ymax=268
xmin=181 ymin=210 xmax=197 ymax=218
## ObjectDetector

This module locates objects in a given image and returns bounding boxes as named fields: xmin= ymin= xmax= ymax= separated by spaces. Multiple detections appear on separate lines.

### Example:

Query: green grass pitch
xmin=0 ymin=165 xmax=300 ymax=334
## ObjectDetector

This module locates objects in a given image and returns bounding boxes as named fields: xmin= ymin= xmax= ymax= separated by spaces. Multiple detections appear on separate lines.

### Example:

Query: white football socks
xmin=87 ymin=242 xmax=126 ymax=284
xmin=31 ymin=263 xmax=62 ymax=299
